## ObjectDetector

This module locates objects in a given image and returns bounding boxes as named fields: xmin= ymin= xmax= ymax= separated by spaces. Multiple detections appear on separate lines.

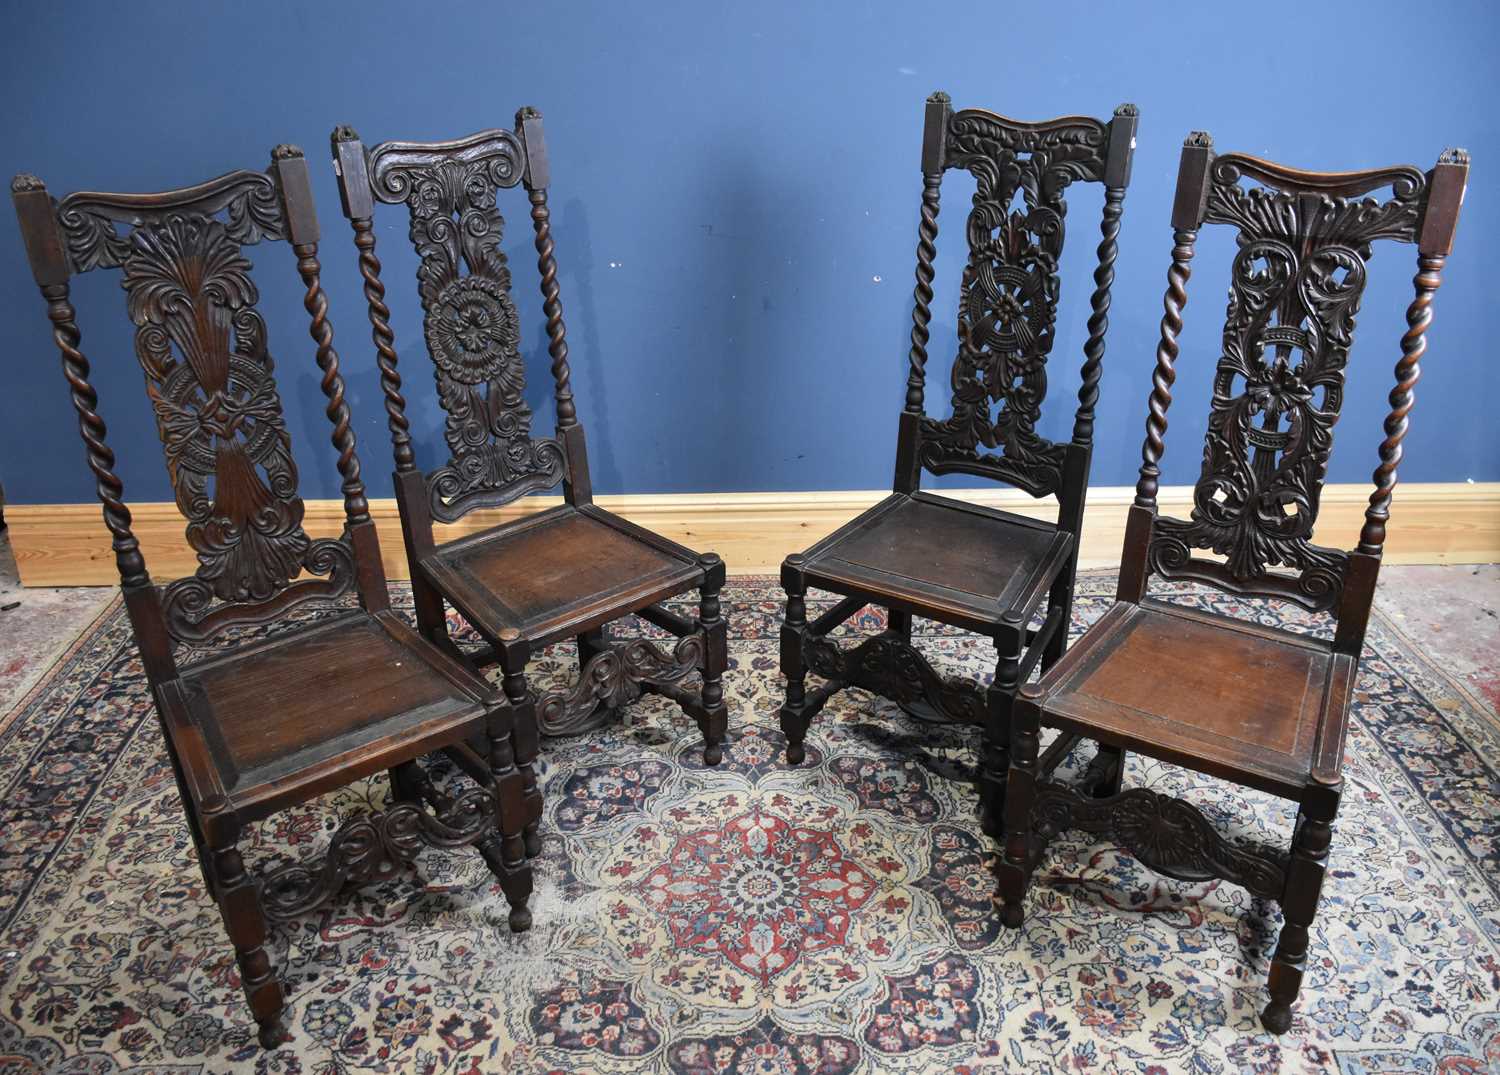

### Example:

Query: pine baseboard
xmin=6 ymin=482 xmax=1497 ymax=587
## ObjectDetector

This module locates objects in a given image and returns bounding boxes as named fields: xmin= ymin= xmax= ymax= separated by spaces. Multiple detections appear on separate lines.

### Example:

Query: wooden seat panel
xmin=1036 ymin=600 xmax=1353 ymax=796
xmin=425 ymin=505 xmax=703 ymax=644
xmin=182 ymin=612 xmax=488 ymax=813
xmin=800 ymin=493 xmax=1072 ymax=630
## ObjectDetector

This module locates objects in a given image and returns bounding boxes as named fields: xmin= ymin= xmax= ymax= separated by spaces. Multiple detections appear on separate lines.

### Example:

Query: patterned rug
xmin=0 ymin=574 xmax=1496 ymax=1075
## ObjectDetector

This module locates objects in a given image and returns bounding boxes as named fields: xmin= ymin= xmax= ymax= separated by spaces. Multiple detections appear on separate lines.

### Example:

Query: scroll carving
xmin=538 ymin=635 xmax=706 ymax=736
xmin=258 ymin=786 xmax=499 ymax=922
xmin=804 ymin=630 xmax=986 ymax=726
xmin=368 ymin=131 xmax=564 ymax=522
xmin=920 ymin=112 xmax=1108 ymax=495
xmin=57 ymin=179 xmax=357 ymax=643
xmin=1032 ymin=782 xmax=1288 ymax=900
xmin=1148 ymin=157 xmax=1429 ymax=611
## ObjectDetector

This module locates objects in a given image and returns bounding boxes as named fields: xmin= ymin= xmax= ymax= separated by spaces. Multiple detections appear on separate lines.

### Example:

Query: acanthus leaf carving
xmin=1147 ymin=157 xmax=1428 ymax=611
xmin=369 ymin=132 xmax=565 ymax=522
xmin=804 ymin=630 xmax=986 ymax=727
xmin=538 ymin=635 xmax=707 ymax=737
xmin=54 ymin=189 xmax=357 ymax=645
xmin=919 ymin=112 xmax=1108 ymax=496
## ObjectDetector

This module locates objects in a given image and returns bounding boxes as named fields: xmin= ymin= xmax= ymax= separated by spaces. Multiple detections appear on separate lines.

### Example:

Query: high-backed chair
xmin=777 ymin=92 xmax=1138 ymax=838
xmin=330 ymin=112 xmax=728 ymax=807
xmin=995 ymin=134 xmax=1469 ymax=1033
xmin=11 ymin=148 xmax=535 ymax=1048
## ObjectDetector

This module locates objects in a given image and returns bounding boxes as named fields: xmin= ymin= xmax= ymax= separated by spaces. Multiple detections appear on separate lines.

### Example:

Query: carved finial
xmin=1440 ymin=147 xmax=1470 ymax=165
xmin=927 ymin=90 xmax=951 ymax=104
xmin=516 ymin=106 xmax=542 ymax=123
xmin=271 ymin=144 xmax=304 ymax=161
xmin=1114 ymin=103 xmax=1139 ymax=117
xmin=1185 ymin=131 xmax=1214 ymax=149
xmin=11 ymin=173 xmax=44 ymax=193
xmin=331 ymin=125 xmax=361 ymax=145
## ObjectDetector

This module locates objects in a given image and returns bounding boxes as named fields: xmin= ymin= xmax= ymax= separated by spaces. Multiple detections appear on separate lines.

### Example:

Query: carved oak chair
xmin=329 ymin=111 xmax=728 ymax=800
xmin=11 ymin=148 xmax=536 ymax=1048
xmin=994 ymin=134 xmax=1469 ymax=1033
xmin=778 ymin=92 xmax=1138 ymax=838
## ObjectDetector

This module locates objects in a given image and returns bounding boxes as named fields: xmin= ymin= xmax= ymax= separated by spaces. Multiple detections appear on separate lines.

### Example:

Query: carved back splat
xmin=1131 ymin=135 xmax=1469 ymax=618
xmin=909 ymin=96 xmax=1137 ymax=496
xmin=12 ymin=149 xmax=376 ymax=647
xmin=332 ymin=116 xmax=570 ymax=523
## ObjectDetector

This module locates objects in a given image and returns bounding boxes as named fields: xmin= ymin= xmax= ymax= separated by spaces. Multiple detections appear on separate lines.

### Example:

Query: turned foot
xmin=1260 ymin=1001 xmax=1293 ymax=1035
xmin=257 ymin=1013 xmax=287 ymax=1050
xmin=785 ymin=738 xmax=806 ymax=766
xmin=703 ymin=740 xmax=723 ymax=766
xmin=1000 ymin=899 xmax=1025 ymax=929
xmin=508 ymin=903 xmax=533 ymax=933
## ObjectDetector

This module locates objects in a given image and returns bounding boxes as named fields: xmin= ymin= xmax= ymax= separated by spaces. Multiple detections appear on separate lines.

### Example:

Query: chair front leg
xmin=980 ymin=624 xmax=1023 ymax=839
xmin=995 ymin=693 xmax=1042 ymax=929
xmin=498 ymin=631 xmax=543 ymax=859
xmin=1262 ymin=787 xmax=1339 ymax=1034
xmin=779 ymin=560 xmax=812 ymax=765
xmin=206 ymin=816 xmax=285 ymax=1049
xmin=696 ymin=553 xmax=729 ymax=766
xmin=478 ymin=680 xmax=535 ymax=933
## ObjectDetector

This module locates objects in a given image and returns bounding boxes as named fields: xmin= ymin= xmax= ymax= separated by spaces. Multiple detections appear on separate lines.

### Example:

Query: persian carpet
xmin=0 ymin=574 xmax=1496 ymax=1074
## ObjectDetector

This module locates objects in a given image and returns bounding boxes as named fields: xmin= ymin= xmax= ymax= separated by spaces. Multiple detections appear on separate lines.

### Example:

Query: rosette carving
xmin=368 ymin=132 xmax=564 ymax=521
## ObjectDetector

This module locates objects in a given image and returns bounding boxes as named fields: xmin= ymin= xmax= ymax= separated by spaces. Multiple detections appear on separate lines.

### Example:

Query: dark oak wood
xmin=10 ymin=149 xmax=537 ymax=1049
xmin=778 ymin=92 xmax=1138 ymax=841
xmin=330 ymin=110 xmax=729 ymax=784
xmin=995 ymin=134 xmax=1470 ymax=1034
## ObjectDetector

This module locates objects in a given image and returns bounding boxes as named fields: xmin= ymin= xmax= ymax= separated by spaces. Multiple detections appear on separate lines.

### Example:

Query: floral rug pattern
xmin=0 ymin=575 xmax=1496 ymax=1074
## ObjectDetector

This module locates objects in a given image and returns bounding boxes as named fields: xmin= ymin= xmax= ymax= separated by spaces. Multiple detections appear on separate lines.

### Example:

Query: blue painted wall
xmin=1 ymin=1 xmax=1495 ymax=506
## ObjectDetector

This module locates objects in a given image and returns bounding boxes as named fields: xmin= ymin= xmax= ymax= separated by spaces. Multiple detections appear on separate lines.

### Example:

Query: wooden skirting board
xmin=6 ymin=482 xmax=1498 ymax=587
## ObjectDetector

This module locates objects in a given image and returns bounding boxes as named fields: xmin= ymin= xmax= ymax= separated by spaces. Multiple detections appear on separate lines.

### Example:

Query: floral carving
xmin=56 ymin=185 xmax=356 ymax=643
xmin=1149 ymin=157 xmax=1429 ymax=611
xmin=804 ymin=631 xmax=986 ymax=726
xmin=920 ymin=112 xmax=1108 ymax=495
xmin=369 ymin=132 xmax=564 ymax=521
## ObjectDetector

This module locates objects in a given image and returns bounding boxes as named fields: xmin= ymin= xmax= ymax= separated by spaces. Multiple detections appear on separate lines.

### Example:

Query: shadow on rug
xmin=0 ymin=574 xmax=1495 ymax=1074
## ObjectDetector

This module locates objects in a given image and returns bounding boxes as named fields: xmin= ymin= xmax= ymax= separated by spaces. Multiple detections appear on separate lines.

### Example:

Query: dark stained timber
xmin=777 ymin=94 xmax=1137 ymax=845
xmin=995 ymin=134 xmax=1470 ymax=1036
xmin=332 ymin=112 xmax=729 ymax=786
xmin=11 ymin=149 xmax=536 ymax=1048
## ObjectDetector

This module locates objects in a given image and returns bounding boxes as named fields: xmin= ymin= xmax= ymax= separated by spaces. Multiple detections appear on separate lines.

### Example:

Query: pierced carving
xmin=368 ymin=131 xmax=564 ymax=522
xmin=57 ymin=181 xmax=356 ymax=642
xmin=804 ymin=630 xmax=986 ymax=726
xmin=538 ymin=635 xmax=706 ymax=736
xmin=1032 ymin=782 xmax=1288 ymax=899
xmin=920 ymin=112 xmax=1109 ymax=495
xmin=1148 ymin=157 xmax=1429 ymax=611
xmin=258 ymin=785 xmax=499 ymax=922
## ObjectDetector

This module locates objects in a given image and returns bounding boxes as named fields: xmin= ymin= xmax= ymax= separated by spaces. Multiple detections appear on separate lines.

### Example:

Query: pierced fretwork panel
xmin=57 ymin=173 xmax=356 ymax=642
xmin=368 ymin=131 xmax=564 ymax=522
xmin=919 ymin=110 xmax=1110 ymax=496
xmin=1149 ymin=156 xmax=1428 ymax=611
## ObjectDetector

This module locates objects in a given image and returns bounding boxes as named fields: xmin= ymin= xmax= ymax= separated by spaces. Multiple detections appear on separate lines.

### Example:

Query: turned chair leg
xmin=478 ymin=686 xmax=535 ymax=933
xmin=497 ymin=634 xmax=543 ymax=859
xmin=980 ymin=624 xmax=1023 ymax=839
xmin=696 ymin=554 xmax=728 ymax=765
xmin=779 ymin=567 xmax=811 ymax=765
xmin=995 ymin=694 xmax=1042 ymax=929
xmin=207 ymin=826 xmax=286 ymax=1049
xmin=1262 ymin=789 xmax=1338 ymax=1033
